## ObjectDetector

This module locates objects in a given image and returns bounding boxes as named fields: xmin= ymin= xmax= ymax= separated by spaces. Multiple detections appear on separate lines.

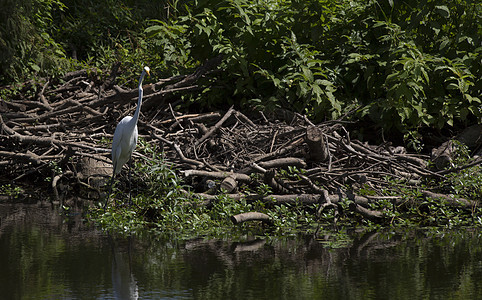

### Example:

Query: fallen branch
xmin=349 ymin=203 xmax=384 ymax=221
xmin=194 ymin=105 xmax=235 ymax=147
xmin=422 ymin=190 xmax=477 ymax=209
xmin=231 ymin=212 xmax=273 ymax=225
xmin=182 ymin=169 xmax=251 ymax=182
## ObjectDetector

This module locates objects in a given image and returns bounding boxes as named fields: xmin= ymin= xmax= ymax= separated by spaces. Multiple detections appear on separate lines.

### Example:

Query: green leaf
xmin=31 ymin=64 xmax=40 ymax=72
xmin=312 ymin=84 xmax=323 ymax=102
xmin=301 ymin=66 xmax=313 ymax=82
xmin=412 ymin=103 xmax=423 ymax=117
xmin=447 ymin=117 xmax=453 ymax=126
xmin=145 ymin=25 xmax=163 ymax=36
xmin=298 ymin=81 xmax=309 ymax=96
xmin=315 ymin=79 xmax=333 ymax=87
xmin=435 ymin=5 xmax=450 ymax=18
xmin=446 ymin=83 xmax=459 ymax=90
xmin=439 ymin=39 xmax=451 ymax=51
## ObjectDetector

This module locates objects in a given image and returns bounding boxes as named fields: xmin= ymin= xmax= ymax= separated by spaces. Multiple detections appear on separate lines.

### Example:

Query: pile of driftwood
xmin=1 ymin=58 xmax=481 ymax=224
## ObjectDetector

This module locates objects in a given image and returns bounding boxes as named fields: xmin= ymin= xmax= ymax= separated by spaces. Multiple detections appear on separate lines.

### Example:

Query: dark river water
xmin=1 ymin=203 xmax=481 ymax=299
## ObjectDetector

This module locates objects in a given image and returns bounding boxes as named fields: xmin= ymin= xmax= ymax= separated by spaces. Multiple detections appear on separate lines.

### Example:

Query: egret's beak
xmin=144 ymin=66 xmax=150 ymax=76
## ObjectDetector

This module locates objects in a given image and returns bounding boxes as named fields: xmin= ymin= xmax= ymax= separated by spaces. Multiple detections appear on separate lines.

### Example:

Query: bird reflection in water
xmin=110 ymin=236 xmax=138 ymax=300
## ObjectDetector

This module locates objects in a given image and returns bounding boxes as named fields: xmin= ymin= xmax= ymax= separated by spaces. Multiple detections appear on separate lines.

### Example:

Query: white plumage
xmin=104 ymin=66 xmax=150 ymax=209
xmin=111 ymin=114 xmax=139 ymax=175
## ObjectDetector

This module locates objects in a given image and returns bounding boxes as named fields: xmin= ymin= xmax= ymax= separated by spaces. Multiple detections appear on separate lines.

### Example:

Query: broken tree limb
xmin=349 ymin=203 xmax=384 ymax=221
xmin=422 ymin=190 xmax=477 ymax=209
xmin=255 ymin=194 xmax=322 ymax=205
xmin=231 ymin=212 xmax=273 ymax=225
xmin=153 ymin=132 xmax=205 ymax=167
xmin=182 ymin=169 xmax=251 ymax=182
xmin=263 ymin=169 xmax=292 ymax=194
xmin=431 ymin=124 xmax=482 ymax=170
xmin=317 ymin=189 xmax=337 ymax=217
xmin=305 ymin=126 xmax=329 ymax=162
xmin=252 ymin=136 xmax=305 ymax=163
xmin=0 ymin=150 xmax=61 ymax=165
xmin=240 ymin=157 xmax=307 ymax=174
xmin=194 ymin=105 xmax=235 ymax=147
xmin=220 ymin=176 xmax=238 ymax=193
xmin=258 ymin=157 xmax=307 ymax=170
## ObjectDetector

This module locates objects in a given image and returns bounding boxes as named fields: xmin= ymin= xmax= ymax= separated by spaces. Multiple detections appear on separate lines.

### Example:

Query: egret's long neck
xmin=132 ymin=71 xmax=146 ymax=124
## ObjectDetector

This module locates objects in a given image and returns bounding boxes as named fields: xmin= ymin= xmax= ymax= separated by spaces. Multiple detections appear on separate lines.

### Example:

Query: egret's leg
xmin=128 ymin=158 xmax=133 ymax=206
xmin=104 ymin=174 xmax=115 ymax=211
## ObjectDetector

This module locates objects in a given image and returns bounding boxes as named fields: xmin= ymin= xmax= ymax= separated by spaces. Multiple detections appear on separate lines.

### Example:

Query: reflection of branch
xmin=351 ymin=231 xmax=380 ymax=256
xmin=233 ymin=239 xmax=266 ymax=252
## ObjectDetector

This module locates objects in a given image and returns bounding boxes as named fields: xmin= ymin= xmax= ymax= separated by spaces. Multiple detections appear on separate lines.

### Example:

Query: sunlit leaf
xmin=435 ymin=5 xmax=450 ymax=18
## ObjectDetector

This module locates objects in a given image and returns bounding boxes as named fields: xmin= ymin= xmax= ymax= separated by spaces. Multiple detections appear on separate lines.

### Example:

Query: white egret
xmin=104 ymin=66 xmax=150 ymax=209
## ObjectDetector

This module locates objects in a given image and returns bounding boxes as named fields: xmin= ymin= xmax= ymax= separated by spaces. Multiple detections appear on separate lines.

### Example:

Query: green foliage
xmin=89 ymin=139 xmax=322 ymax=237
xmin=1 ymin=0 xmax=480 ymax=142
xmin=141 ymin=0 xmax=482 ymax=145
xmin=0 ymin=0 xmax=69 ymax=83
xmin=145 ymin=0 xmax=343 ymax=118
xmin=439 ymin=142 xmax=482 ymax=201
xmin=0 ymin=184 xmax=23 ymax=200
xmin=336 ymin=0 xmax=482 ymax=143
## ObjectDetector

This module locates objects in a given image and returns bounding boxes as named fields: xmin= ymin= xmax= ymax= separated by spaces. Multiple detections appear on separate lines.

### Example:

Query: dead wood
xmin=183 ymin=170 xmax=251 ymax=182
xmin=194 ymin=105 xmax=235 ymax=147
xmin=305 ymin=126 xmax=329 ymax=162
xmin=231 ymin=212 xmax=273 ymax=225
xmin=0 ymin=57 xmax=478 ymax=226
xmin=431 ymin=124 xmax=482 ymax=170
xmin=349 ymin=203 xmax=384 ymax=221
xmin=220 ymin=176 xmax=238 ymax=193
xmin=421 ymin=190 xmax=477 ymax=209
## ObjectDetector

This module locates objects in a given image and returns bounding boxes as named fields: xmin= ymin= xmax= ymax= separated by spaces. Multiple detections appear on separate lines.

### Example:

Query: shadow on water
xmin=0 ymin=201 xmax=481 ymax=299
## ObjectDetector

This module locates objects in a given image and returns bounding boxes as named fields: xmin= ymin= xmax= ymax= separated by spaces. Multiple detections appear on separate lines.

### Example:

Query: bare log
xmin=194 ymin=105 xmax=235 ymax=147
xmin=431 ymin=124 xmax=482 ymax=170
xmin=349 ymin=203 xmax=384 ymax=221
xmin=258 ymin=157 xmax=307 ymax=170
xmin=256 ymin=194 xmax=321 ymax=205
xmin=231 ymin=212 xmax=273 ymax=225
xmin=422 ymin=190 xmax=477 ymax=209
xmin=263 ymin=170 xmax=291 ymax=194
xmin=182 ymin=169 xmax=251 ymax=182
xmin=305 ymin=126 xmax=329 ymax=162
xmin=220 ymin=176 xmax=238 ymax=193
xmin=0 ymin=150 xmax=61 ymax=165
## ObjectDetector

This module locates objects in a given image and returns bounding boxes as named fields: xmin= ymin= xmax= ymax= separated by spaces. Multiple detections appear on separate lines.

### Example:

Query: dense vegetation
xmin=2 ymin=0 xmax=481 ymax=145
xmin=1 ymin=0 xmax=481 ymax=237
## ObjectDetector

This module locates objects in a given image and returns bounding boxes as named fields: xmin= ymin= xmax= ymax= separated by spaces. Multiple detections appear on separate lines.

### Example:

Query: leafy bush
xmin=145 ymin=0 xmax=344 ymax=118
xmin=143 ymin=0 xmax=481 ymax=145
xmin=0 ymin=0 xmax=68 ymax=83
xmin=1 ymin=0 xmax=480 ymax=145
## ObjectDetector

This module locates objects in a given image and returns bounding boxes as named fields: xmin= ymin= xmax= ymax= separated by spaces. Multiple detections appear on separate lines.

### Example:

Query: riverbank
xmin=1 ymin=65 xmax=481 ymax=236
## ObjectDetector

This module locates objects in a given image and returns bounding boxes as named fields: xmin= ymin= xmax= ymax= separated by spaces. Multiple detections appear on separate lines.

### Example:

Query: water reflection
xmin=110 ymin=237 xmax=138 ymax=300
xmin=0 ymin=203 xmax=481 ymax=299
